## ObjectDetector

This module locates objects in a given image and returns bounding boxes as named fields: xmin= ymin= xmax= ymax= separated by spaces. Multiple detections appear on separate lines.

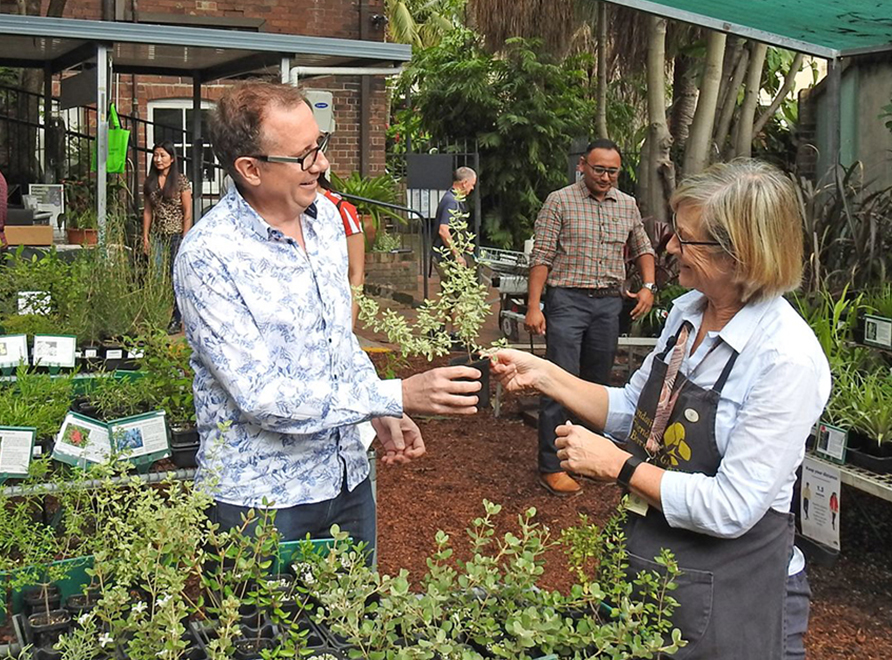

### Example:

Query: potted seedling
xmin=356 ymin=199 xmax=501 ymax=408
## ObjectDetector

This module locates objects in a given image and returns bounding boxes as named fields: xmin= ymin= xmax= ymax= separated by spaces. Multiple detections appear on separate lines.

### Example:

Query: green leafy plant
xmin=0 ymin=365 xmax=74 ymax=443
xmin=397 ymin=30 xmax=592 ymax=248
xmin=356 ymin=200 xmax=496 ymax=361
xmin=301 ymin=500 xmax=685 ymax=658
xmin=793 ymin=163 xmax=892 ymax=295
xmin=330 ymin=171 xmax=406 ymax=237
xmin=128 ymin=330 xmax=196 ymax=428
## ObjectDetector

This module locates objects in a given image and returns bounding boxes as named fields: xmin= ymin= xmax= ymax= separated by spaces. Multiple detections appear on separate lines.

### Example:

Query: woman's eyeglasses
xmin=671 ymin=214 xmax=722 ymax=253
xmin=249 ymin=132 xmax=331 ymax=171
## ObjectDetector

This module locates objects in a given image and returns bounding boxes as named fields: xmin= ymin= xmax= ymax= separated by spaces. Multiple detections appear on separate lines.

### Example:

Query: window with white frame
xmin=147 ymin=100 xmax=220 ymax=196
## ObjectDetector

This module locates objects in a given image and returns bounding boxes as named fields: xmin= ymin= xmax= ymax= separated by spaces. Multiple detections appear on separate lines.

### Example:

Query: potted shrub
xmin=356 ymin=200 xmax=500 ymax=408
xmin=844 ymin=370 xmax=892 ymax=472
xmin=330 ymin=171 xmax=405 ymax=250
xmin=64 ymin=209 xmax=99 ymax=246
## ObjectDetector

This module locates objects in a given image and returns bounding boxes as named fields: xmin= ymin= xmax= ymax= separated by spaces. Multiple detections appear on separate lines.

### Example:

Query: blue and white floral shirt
xmin=174 ymin=187 xmax=403 ymax=508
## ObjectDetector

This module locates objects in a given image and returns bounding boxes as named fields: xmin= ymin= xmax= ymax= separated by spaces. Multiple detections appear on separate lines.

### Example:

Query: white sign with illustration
xmin=800 ymin=457 xmax=841 ymax=551
xmin=0 ymin=334 xmax=29 ymax=370
xmin=54 ymin=410 xmax=170 ymax=469
xmin=33 ymin=335 xmax=78 ymax=368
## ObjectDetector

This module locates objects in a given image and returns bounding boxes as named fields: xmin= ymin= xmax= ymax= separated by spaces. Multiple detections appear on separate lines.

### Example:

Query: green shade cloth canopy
xmin=604 ymin=0 xmax=892 ymax=58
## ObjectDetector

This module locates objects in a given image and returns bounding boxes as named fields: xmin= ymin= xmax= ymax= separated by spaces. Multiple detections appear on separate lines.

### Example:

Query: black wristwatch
xmin=616 ymin=455 xmax=644 ymax=489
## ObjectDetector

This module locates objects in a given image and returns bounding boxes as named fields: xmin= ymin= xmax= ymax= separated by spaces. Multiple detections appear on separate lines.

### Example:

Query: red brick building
xmin=2 ymin=0 xmax=394 ymax=209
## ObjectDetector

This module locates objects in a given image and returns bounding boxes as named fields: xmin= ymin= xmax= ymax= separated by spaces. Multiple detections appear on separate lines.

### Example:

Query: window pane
xmin=153 ymin=108 xmax=182 ymax=144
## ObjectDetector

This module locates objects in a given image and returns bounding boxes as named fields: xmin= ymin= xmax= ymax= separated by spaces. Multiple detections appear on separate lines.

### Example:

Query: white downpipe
xmin=290 ymin=66 xmax=404 ymax=84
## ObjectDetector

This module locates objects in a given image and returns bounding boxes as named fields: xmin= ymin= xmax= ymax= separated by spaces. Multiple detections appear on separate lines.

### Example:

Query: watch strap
xmin=617 ymin=455 xmax=644 ymax=489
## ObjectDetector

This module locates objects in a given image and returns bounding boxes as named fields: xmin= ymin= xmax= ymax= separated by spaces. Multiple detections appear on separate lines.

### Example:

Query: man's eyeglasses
xmin=670 ymin=214 xmax=722 ymax=252
xmin=250 ymin=133 xmax=331 ymax=171
xmin=583 ymin=162 xmax=620 ymax=177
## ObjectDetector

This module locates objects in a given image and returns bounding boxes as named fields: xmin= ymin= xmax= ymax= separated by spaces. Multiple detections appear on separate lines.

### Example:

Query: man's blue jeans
xmin=208 ymin=475 xmax=376 ymax=563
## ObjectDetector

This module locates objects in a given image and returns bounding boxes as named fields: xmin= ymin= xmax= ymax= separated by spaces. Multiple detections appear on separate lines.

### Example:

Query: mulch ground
xmin=373 ymin=354 xmax=892 ymax=660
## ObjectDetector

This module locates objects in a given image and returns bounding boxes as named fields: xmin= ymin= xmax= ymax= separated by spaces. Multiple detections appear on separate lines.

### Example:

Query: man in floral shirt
xmin=174 ymin=82 xmax=481 ymax=559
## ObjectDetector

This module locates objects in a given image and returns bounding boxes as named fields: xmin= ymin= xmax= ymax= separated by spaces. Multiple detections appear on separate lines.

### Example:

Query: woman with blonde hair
xmin=493 ymin=159 xmax=830 ymax=659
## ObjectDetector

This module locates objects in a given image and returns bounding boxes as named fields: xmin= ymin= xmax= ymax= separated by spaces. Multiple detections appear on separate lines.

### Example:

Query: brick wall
xmin=24 ymin=0 xmax=389 ymax=182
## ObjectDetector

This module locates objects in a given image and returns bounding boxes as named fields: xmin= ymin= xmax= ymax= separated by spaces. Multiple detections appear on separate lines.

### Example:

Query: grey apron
xmin=624 ymin=322 xmax=794 ymax=659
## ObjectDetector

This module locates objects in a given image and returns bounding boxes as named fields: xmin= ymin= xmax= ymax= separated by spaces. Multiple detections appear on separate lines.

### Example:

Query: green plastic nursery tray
xmin=0 ymin=555 xmax=94 ymax=624
xmin=1 ymin=539 xmax=337 ymax=622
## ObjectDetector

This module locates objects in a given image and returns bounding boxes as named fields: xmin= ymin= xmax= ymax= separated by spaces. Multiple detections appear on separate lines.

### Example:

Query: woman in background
xmin=143 ymin=141 xmax=192 ymax=334
xmin=318 ymin=173 xmax=364 ymax=327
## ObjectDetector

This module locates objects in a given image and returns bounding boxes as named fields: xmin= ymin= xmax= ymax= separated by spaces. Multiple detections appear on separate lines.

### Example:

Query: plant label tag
xmin=127 ymin=349 xmax=144 ymax=359
xmin=105 ymin=349 xmax=123 ymax=360
xmin=626 ymin=493 xmax=649 ymax=517
xmin=85 ymin=349 xmax=98 ymax=358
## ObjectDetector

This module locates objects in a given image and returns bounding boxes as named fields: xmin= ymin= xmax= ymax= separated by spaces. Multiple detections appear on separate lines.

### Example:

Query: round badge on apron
xmin=684 ymin=408 xmax=700 ymax=423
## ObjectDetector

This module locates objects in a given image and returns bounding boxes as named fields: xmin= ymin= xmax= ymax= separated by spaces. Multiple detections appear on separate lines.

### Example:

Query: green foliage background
xmin=395 ymin=30 xmax=593 ymax=248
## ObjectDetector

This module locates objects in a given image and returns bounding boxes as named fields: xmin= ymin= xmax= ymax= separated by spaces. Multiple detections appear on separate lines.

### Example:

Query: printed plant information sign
xmin=54 ymin=410 xmax=170 ymax=469
xmin=0 ymin=426 xmax=36 ymax=480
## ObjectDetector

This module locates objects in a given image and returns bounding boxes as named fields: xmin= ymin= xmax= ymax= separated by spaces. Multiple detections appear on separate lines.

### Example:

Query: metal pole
xmin=43 ymin=62 xmax=52 ymax=183
xmin=827 ymin=57 xmax=841 ymax=176
xmin=1 ymin=468 xmax=196 ymax=497
xmin=191 ymin=73 xmax=202 ymax=223
xmin=96 ymin=43 xmax=109 ymax=243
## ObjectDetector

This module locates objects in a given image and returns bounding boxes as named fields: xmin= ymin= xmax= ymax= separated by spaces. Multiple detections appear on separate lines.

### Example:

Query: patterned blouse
xmin=147 ymin=174 xmax=191 ymax=235
xmin=174 ymin=187 xmax=402 ymax=509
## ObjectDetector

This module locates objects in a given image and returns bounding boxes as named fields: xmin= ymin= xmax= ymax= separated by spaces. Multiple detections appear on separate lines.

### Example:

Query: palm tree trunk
xmin=644 ymin=15 xmax=673 ymax=225
xmin=668 ymin=53 xmax=698 ymax=156
xmin=683 ymin=30 xmax=726 ymax=175
xmin=595 ymin=1 xmax=608 ymax=138
xmin=734 ymin=42 xmax=768 ymax=158
xmin=714 ymin=43 xmax=750 ymax=156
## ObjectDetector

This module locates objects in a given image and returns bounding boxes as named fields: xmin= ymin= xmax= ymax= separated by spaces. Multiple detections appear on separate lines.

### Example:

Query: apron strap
xmin=658 ymin=321 xmax=691 ymax=361
xmin=712 ymin=349 xmax=739 ymax=394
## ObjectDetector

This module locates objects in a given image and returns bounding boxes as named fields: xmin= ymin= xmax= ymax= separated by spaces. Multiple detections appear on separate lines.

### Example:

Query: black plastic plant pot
xmin=78 ymin=345 xmax=104 ymax=372
xmin=27 ymin=609 xmax=72 ymax=649
xmin=170 ymin=426 xmax=200 ymax=468
xmin=847 ymin=446 xmax=892 ymax=474
xmin=305 ymin=649 xmax=346 ymax=659
xmin=33 ymin=648 xmax=63 ymax=660
xmin=70 ymin=396 xmax=102 ymax=421
xmin=101 ymin=343 xmax=126 ymax=372
xmin=23 ymin=585 xmax=61 ymax=617
xmin=233 ymin=636 xmax=275 ymax=660
xmin=448 ymin=355 xmax=491 ymax=410
xmin=64 ymin=589 xmax=101 ymax=617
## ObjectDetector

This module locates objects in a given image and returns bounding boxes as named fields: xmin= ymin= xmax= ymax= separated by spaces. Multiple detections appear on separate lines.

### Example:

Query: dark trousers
xmin=538 ymin=287 xmax=622 ymax=473
xmin=166 ymin=234 xmax=183 ymax=324
xmin=208 ymin=476 xmax=376 ymax=563
xmin=784 ymin=568 xmax=811 ymax=660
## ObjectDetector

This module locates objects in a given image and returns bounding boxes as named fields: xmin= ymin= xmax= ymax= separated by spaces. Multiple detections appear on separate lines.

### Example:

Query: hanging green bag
xmin=91 ymin=103 xmax=131 ymax=174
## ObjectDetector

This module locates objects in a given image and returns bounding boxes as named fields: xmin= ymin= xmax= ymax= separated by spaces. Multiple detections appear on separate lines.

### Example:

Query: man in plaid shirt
xmin=526 ymin=139 xmax=655 ymax=496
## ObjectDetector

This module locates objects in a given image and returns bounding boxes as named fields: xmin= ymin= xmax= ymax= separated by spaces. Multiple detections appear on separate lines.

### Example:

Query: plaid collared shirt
xmin=529 ymin=180 xmax=653 ymax=289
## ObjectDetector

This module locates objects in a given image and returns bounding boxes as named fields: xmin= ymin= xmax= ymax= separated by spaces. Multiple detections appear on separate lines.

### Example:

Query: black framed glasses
xmin=249 ymin=132 xmax=331 ymax=171
xmin=670 ymin=214 xmax=722 ymax=252
xmin=582 ymin=161 xmax=620 ymax=177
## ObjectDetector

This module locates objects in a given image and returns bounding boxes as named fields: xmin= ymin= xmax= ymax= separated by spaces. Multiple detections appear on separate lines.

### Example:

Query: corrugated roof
xmin=604 ymin=0 xmax=892 ymax=58
xmin=0 ymin=14 xmax=412 ymax=78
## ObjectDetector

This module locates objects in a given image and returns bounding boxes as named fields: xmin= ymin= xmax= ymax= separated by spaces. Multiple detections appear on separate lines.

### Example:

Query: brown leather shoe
xmin=538 ymin=471 xmax=582 ymax=497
